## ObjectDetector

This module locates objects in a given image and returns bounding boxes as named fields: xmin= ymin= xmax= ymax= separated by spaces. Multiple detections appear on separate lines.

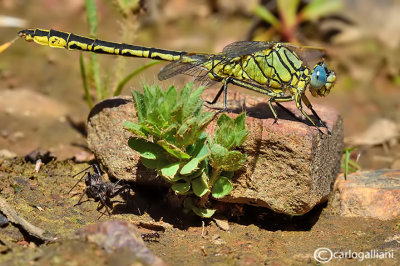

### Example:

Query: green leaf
xmin=79 ymin=53 xmax=93 ymax=109
xmin=221 ymin=151 xmax=247 ymax=172
xmin=193 ymin=143 xmax=209 ymax=161
xmin=301 ymin=0 xmax=343 ymax=22
xmin=253 ymin=5 xmax=281 ymax=29
xmin=214 ymin=114 xmax=235 ymax=149
xmin=157 ymin=139 xmax=191 ymax=160
xmin=161 ymin=162 xmax=180 ymax=180
xmin=187 ymin=166 xmax=204 ymax=179
xmin=123 ymin=121 xmax=146 ymax=137
xmin=214 ymin=113 xmax=248 ymax=149
xmin=183 ymin=86 xmax=204 ymax=118
xmin=128 ymin=137 xmax=165 ymax=159
xmin=191 ymin=172 xmax=209 ymax=197
xmin=221 ymin=171 xmax=234 ymax=179
xmin=172 ymin=181 xmax=191 ymax=194
xmin=180 ymin=158 xmax=200 ymax=175
xmin=141 ymin=156 xmax=169 ymax=170
xmin=198 ymin=111 xmax=216 ymax=130
xmin=233 ymin=113 xmax=248 ymax=147
xmin=192 ymin=206 xmax=216 ymax=218
xmin=212 ymin=176 xmax=233 ymax=198
xmin=140 ymin=121 xmax=161 ymax=138
xmin=210 ymin=144 xmax=246 ymax=172
xmin=171 ymin=174 xmax=184 ymax=182
xmin=84 ymin=0 xmax=98 ymax=37
xmin=210 ymin=143 xmax=229 ymax=166
xmin=132 ymin=90 xmax=146 ymax=123
xmin=277 ymin=0 xmax=300 ymax=28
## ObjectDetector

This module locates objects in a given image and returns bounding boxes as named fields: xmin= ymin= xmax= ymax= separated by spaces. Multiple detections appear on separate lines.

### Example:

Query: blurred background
xmin=0 ymin=0 xmax=399 ymax=171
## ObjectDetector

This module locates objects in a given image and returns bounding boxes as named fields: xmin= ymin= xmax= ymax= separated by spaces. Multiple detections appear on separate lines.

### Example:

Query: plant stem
xmin=198 ymin=166 xmax=222 ymax=207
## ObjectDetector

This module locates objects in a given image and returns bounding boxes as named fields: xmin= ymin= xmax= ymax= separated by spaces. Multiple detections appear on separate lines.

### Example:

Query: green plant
xmin=341 ymin=147 xmax=360 ymax=179
xmin=80 ymin=0 xmax=161 ymax=108
xmin=253 ymin=0 xmax=343 ymax=42
xmin=124 ymin=83 xmax=248 ymax=217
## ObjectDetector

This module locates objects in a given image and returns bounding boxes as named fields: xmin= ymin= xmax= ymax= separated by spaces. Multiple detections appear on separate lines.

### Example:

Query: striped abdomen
xmin=18 ymin=28 xmax=187 ymax=62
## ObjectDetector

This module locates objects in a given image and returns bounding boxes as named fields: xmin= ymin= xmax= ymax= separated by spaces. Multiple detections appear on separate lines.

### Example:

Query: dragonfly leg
xmin=205 ymin=77 xmax=232 ymax=111
xmin=294 ymin=95 xmax=324 ymax=134
xmin=301 ymin=95 xmax=331 ymax=135
xmin=275 ymin=102 xmax=304 ymax=123
xmin=268 ymin=96 xmax=293 ymax=124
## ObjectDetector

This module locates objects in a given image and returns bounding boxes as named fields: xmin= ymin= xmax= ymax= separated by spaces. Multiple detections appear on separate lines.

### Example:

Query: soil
xmin=1 ymin=1 xmax=399 ymax=265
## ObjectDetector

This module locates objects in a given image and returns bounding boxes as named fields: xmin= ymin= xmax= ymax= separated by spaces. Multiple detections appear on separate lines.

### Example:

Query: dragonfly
xmin=18 ymin=28 xmax=336 ymax=134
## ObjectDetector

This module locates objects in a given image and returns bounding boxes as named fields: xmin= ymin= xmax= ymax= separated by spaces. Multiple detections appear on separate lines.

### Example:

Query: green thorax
xmin=201 ymin=43 xmax=311 ymax=95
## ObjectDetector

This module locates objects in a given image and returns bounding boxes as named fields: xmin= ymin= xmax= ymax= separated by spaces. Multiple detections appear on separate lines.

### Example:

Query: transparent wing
xmin=282 ymin=44 xmax=326 ymax=68
xmin=221 ymin=41 xmax=274 ymax=57
xmin=158 ymin=54 xmax=210 ymax=81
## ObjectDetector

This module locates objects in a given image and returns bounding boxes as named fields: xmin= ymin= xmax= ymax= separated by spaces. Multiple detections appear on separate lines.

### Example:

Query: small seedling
xmin=124 ymin=83 xmax=248 ymax=218
xmin=341 ymin=147 xmax=360 ymax=179
xmin=68 ymin=164 xmax=131 ymax=216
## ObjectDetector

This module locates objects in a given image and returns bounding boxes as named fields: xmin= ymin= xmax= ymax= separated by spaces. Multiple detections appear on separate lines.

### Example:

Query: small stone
xmin=213 ymin=218 xmax=230 ymax=231
xmin=0 ymin=149 xmax=17 ymax=158
xmin=330 ymin=170 xmax=400 ymax=220
xmin=76 ymin=220 xmax=166 ymax=266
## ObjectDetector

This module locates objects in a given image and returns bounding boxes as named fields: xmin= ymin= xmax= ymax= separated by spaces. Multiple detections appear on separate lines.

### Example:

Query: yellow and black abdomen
xmin=18 ymin=28 xmax=187 ymax=62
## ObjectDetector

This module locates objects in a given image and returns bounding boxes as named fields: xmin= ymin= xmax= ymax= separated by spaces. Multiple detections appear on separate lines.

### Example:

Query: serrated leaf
xmin=161 ymin=162 xmax=180 ymax=180
xmin=128 ymin=137 xmax=165 ymax=159
xmin=140 ymin=121 xmax=162 ymax=138
xmin=191 ymin=172 xmax=209 ymax=197
xmin=180 ymin=158 xmax=200 ymax=175
xmin=123 ymin=121 xmax=147 ymax=137
xmin=234 ymin=130 xmax=248 ymax=147
xmin=221 ymin=151 xmax=246 ymax=172
xmin=157 ymin=139 xmax=191 ymax=160
xmin=214 ymin=114 xmax=235 ymax=149
xmin=234 ymin=113 xmax=246 ymax=130
xmin=132 ymin=90 xmax=145 ymax=123
xmin=210 ymin=143 xmax=229 ymax=166
xmin=198 ymin=111 xmax=216 ymax=129
xmin=211 ymin=176 xmax=233 ymax=198
xmin=217 ymin=113 xmax=231 ymax=127
xmin=192 ymin=206 xmax=216 ymax=218
xmin=210 ymin=144 xmax=246 ymax=171
xmin=172 ymin=181 xmax=191 ymax=194
xmin=183 ymin=86 xmax=204 ymax=118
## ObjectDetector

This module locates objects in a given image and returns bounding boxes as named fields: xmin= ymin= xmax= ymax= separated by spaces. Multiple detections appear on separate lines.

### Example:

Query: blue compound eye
xmin=311 ymin=65 xmax=327 ymax=88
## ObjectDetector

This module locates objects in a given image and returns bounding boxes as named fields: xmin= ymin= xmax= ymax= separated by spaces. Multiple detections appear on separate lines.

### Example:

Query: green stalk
xmin=113 ymin=61 xmax=162 ymax=96
xmin=79 ymin=53 xmax=93 ymax=109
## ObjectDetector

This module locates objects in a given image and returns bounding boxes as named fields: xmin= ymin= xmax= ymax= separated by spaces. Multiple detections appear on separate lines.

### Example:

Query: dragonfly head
xmin=18 ymin=29 xmax=35 ymax=42
xmin=309 ymin=62 xmax=336 ymax=97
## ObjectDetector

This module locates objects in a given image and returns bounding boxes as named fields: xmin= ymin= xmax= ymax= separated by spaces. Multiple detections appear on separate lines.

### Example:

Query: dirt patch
xmin=0 ymin=159 xmax=398 ymax=265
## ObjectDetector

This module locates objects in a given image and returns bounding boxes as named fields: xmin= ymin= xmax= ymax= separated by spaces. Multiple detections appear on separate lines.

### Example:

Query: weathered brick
xmin=87 ymin=91 xmax=343 ymax=215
